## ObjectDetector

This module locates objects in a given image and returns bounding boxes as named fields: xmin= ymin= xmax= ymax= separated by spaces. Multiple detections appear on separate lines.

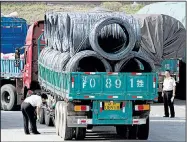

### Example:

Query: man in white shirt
xmin=162 ymin=70 xmax=176 ymax=118
xmin=21 ymin=92 xmax=48 ymax=134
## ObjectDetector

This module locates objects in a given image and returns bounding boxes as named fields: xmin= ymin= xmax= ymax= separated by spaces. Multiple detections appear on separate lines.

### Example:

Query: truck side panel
xmin=1 ymin=59 xmax=24 ymax=78
xmin=38 ymin=63 xmax=158 ymax=101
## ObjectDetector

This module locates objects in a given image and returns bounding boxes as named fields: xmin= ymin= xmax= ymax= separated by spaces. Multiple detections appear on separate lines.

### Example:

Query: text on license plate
xmin=104 ymin=102 xmax=120 ymax=110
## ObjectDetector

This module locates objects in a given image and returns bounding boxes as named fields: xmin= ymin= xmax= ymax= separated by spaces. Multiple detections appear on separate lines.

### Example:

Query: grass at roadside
xmin=1 ymin=2 xmax=145 ymax=24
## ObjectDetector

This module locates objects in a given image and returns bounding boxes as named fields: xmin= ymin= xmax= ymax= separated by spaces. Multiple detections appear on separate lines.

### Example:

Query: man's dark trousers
xmin=163 ymin=91 xmax=175 ymax=117
xmin=21 ymin=102 xmax=38 ymax=134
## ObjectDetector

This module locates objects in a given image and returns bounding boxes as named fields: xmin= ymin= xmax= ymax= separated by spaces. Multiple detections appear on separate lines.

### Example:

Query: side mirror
xmin=15 ymin=48 xmax=20 ymax=67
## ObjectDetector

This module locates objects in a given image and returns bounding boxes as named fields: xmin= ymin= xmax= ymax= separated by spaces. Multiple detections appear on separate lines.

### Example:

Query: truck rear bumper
xmin=67 ymin=116 xmax=147 ymax=127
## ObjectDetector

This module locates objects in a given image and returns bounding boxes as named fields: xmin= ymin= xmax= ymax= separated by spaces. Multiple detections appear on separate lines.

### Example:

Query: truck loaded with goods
xmin=1 ymin=14 xmax=28 ymax=111
xmin=14 ymin=9 xmax=185 ymax=140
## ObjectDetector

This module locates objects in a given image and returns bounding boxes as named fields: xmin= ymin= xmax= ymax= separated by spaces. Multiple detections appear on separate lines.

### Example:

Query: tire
xmin=89 ymin=17 xmax=136 ymax=61
xmin=1 ymin=84 xmax=17 ymax=111
xmin=137 ymin=117 xmax=149 ymax=140
xmin=39 ymin=108 xmax=45 ymax=124
xmin=58 ymin=101 xmax=73 ymax=140
xmin=128 ymin=125 xmax=138 ymax=139
xmin=87 ymin=125 xmax=93 ymax=130
xmin=75 ymin=128 xmax=86 ymax=140
xmin=116 ymin=125 xmax=128 ymax=139
xmin=45 ymin=109 xmax=54 ymax=126
xmin=55 ymin=101 xmax=60 ymax=135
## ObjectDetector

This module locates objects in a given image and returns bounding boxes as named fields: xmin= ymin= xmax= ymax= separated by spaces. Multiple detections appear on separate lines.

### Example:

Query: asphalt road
xmin=1 ymin=99 xmax=186 ymax=142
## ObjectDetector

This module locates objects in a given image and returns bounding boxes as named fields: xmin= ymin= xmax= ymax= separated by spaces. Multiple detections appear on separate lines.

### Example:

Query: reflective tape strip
xmin=153 ymin=82 xmax=156 ymax=88
xmin=14 ymin=26 xmax=22 ymax=28
xmin=133 ymin=118 xmax=146 ymax=125
xmin=2 ymin=26 xmax=11 ymax=28
xmin=131 ymin=72 xmax=142 ymax=75
xmin=84 ymin=96 xmax=95 ymax=99
xmin=137 ymin=96 xmax=143 ymax=99
xmin=177 ymin=60 xmax=180 ymax=71
xmin=108 ymin=72 xmax=118 ymax=75
xmin=77 ymin=119 xmax=92 ymax=124
xmin=85 ymin=72 xmax=95 ymax=75
xmin=72 ymin=82 xmax=74 ymax=88
xmin=108 ymin=96 xmax=118 ymax=99
xmin=100 ymin=102 xmax=102 ymax=112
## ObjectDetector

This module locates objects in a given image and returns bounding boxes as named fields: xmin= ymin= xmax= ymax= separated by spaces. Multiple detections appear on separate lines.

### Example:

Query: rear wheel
xmin=116 ymin=125 xmax=128 ymax=139
xmin=137 ymin=117 xmax=149 ymax=140
xmin=55 ymin=101 xmax=60 ymax=135
xmin=58 ymin=101 xmax=74 ymax=140
xmin=1 ymin=84 xmax=17 ymax=111
xmin=75 ymin=128 xmax=86 ymax=140
xmin=39 ymin=108 xmax=45 ymax=124
xmin=45 ymin=109 xmax=54 ymax=126
xmin=128 ymin=125 xmax=138 ymax=139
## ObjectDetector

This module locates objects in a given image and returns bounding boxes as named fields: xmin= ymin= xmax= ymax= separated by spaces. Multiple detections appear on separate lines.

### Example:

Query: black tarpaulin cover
xmin=134 ymin=14 xmax=186 ymax=64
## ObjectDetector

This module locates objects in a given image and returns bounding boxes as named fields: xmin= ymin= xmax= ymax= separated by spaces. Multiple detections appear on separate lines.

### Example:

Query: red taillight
xmin=132 ymin=96 xmax=137 ymax=98
xmin=74 ymin=105 xmax=89 ymax=111
xmin=81 ymin=106 xmax=87 ymax=111
xmin=138 ymin=105 xmax=144 ymax=110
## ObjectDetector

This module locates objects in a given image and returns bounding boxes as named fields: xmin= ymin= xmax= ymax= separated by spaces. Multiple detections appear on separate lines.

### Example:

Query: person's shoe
xmin=25 ymin=132 xmax=30 ymax=135
xmin=32 ymin=131 xmax=40 ymax=134
xmin=170 ymin=116 xmax=175 ymax=118
xmin=163 ymin=115 xmax=169 ymax=117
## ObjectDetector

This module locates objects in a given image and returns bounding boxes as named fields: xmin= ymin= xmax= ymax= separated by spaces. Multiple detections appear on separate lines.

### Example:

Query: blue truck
xmin=1 ymin=17 xmax=28 ymax=111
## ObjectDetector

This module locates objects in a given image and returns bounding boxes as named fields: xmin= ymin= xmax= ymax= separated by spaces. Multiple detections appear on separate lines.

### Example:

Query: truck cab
xmin=21 ymin=21 xmax=45 ymax=98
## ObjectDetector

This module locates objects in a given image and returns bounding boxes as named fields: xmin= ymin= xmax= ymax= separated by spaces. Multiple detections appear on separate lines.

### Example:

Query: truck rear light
xmin=72 ymin=77 xmax=74 ymax=88
xmin=131 ymin=72 xmax=142 ymax=75
xmin=107 ymin=72 xmax=118 ymax=75
xmin=135 ymin=105 xmax=150 ymax=111
xmin=74 ymin=105 xmax=90 ymax=111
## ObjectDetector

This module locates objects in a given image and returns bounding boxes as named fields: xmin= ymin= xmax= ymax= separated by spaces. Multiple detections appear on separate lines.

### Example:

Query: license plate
xmin=104 ymin=102 xmax=120 ymax=110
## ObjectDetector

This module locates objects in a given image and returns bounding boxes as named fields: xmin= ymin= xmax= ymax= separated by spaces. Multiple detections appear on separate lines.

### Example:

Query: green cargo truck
xmin=15 ymin=21 xmax=158 ymax=140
